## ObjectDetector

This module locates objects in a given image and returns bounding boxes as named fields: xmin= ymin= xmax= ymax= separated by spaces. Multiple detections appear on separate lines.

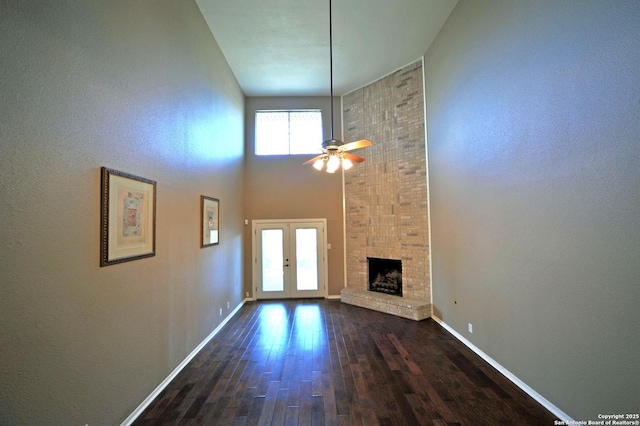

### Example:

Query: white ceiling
xmin=195 ymin=0 xmax=458 ymax=97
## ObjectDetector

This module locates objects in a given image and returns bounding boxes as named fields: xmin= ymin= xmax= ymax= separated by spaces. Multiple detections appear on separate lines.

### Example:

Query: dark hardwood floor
xmin=133 ymin=299 xmax=557 ymax=425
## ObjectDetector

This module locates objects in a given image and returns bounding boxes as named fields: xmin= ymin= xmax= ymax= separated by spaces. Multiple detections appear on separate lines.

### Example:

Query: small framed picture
xmin=201 ymin=196 xmax=219 ymax=247
xmin=100 ymin=167 xmax=156 ymax=266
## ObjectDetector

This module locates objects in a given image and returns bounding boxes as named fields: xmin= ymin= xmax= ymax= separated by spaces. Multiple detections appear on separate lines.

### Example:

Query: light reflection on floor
xmin=256 ymin=301 xmax=326 ymax=355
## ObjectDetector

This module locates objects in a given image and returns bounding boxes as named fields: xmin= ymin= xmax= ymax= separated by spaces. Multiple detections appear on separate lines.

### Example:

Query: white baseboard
xmin=325 ymin=295 xmax=341 ymax=300
xmin=121 ymin=300 xmax=246 ymax=426
xmin=431 ymin=315 xmax=572 ymax=423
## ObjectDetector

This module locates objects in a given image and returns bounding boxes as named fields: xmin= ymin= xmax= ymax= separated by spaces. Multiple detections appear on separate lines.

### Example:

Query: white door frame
xmin=252 ymin=218 xmax=328 ymax=299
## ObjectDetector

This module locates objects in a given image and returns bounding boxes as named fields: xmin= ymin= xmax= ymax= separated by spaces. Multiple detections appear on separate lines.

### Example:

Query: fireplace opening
xmin=368 ymin=257 xmax=402 ymax=296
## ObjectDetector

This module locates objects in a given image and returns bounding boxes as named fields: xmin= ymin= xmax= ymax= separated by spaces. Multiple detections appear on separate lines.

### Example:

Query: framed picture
xmin=201 ymin=196 xmax=219 ymax=247
xmin=100 ymin=167 xmax=156 ymax=266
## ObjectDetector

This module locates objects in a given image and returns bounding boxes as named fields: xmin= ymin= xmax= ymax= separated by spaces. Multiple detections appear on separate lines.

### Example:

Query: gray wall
xmin=424 ymin=0 xmax=639 ymax=419
xmin=243 ymin=97 xmax=345 ymax=297
xmin=0 ymin=1 xmax=244 ymax=424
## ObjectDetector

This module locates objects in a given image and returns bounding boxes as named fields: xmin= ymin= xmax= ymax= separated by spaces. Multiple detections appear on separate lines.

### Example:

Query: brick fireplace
xmin=340 ymin=60 xmax=431 ymax=321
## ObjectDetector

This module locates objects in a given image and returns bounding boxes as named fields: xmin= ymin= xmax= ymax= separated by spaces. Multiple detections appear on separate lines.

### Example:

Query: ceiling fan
xmin=303 ymin=0 xmax=372 ymax=173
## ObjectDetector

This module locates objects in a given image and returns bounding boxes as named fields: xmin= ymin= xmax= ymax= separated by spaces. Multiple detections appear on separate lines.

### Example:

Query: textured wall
xmin=343 ymin=61 xmax=430 ymax=302
xmin=425 ymin=0 xmax=640 ymax=419
xmin=0 ymin=1 xmax=244 ymax=424
xmin=243 ymin=96 xmax=345 ymax=296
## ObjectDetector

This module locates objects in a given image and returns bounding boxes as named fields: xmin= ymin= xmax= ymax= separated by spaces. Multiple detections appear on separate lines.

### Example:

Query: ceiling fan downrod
xmin=304 ymin=0 xmax=373 ymax=173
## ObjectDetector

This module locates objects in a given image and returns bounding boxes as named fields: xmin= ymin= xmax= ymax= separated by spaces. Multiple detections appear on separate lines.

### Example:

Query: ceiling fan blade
xmin=339 ymin=139 xmax=373 ymax=152
xmin=343 ymin=152 xmax=366 ymax=163
xmin=303 ymin=154 xmax=326 ymax=165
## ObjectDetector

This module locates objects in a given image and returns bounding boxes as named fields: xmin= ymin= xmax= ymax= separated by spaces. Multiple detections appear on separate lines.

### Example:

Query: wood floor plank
xmin=234 ymin=380 xmax=257 ymax=418
xmin=133 ymin=300 xmax=558 ymax=426
xmin=321 ymin=372 xmax=339 ymax=425
xmin=270 ymin=387 xmax=290 ymax=425
xmin=297 ymin=380 xmax=313 ymax=425
xmin=284 ymin=406 xmax=299 ymax=426
xmin=387 ymin=333 xmax=423 ymax=375
xmin=141 ymin=388 xmax=179 ymax=420
xmin=206 ymin=398 xmax=235 ymax=424
xmin=310 ymin=395 xmax=324 ymax=425
xmin=244 ymin=393 xmax=266 ymax=426
xmin=256 ymin=380 xmax=279 ymax=426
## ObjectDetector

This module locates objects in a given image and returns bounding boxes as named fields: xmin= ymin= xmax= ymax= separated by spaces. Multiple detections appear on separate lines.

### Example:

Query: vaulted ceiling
xmin=196 ymin=0 xmax=458 ymax=97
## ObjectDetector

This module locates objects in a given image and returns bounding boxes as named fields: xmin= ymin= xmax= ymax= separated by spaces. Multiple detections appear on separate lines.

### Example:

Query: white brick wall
xmin=343 ymin=60 xmax=431 ymax=309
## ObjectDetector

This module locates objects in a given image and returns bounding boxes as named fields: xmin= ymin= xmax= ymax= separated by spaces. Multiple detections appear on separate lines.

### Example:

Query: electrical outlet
xmin=468 ymin=323 xmax=473 ymax=333
xmin=219 ymin=308 xmax=222 ymax=316
xmin=227 ymin=301 xmax=230 ymax=309
xmin=245 ymin=292 xmax=249 ymax=298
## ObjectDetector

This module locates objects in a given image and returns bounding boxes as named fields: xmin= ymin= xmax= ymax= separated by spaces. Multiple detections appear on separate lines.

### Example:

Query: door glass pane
xmin=262 ymin=229 xmax=284 ymax=292
xmin=295 ymin=228 xmax=318 ymax=291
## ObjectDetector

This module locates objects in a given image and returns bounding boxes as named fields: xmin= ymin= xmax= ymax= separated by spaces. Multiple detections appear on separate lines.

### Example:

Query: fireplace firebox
xmin=367 ymin=257 xmax=402 ymax=296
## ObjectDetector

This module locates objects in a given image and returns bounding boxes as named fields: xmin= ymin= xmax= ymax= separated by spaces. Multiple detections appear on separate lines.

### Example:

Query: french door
xmin=253 ymin=219 xmax=327 ymax=299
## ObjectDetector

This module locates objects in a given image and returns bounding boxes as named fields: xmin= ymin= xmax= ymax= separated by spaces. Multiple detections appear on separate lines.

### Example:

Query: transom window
xmin=255 ymin=110 xmax=323 ymax=155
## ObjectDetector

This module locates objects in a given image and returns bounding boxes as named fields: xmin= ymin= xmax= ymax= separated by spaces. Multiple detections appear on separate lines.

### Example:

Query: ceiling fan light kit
xmin=304 ymin=0 xmax=372 ymax=173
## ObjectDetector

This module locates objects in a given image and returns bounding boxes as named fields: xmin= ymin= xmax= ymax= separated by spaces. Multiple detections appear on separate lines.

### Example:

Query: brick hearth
xmin=340 ymin=288 xmax=430 ymax=321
